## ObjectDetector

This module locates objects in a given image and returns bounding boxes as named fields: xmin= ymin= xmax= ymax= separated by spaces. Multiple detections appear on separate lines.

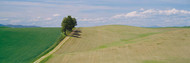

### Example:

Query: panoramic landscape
xmin=0 ymin=0 xmax=190 ymax=63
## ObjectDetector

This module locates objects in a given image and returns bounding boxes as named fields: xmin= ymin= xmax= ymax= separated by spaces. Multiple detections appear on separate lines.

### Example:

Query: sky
xmin=0 ymin=0 xmax=190 ymax=27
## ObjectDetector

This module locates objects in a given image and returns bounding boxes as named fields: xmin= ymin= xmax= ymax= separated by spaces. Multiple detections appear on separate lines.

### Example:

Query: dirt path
xmin=34 ymin=29 xmax=78 ymax=63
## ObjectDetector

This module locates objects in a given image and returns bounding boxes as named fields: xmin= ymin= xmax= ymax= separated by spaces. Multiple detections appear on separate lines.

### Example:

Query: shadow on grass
xmin=70 ymin=29 xmax=82 ymax=38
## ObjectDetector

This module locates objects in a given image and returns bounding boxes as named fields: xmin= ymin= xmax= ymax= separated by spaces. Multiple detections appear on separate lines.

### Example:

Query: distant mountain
xmin=182 ymin=26 xmax=190 ymax=28
xmin=159 ymin=26 xmax=190 ymax=28
xmin=0 ymin=24 xmax=4 ymax=26
xmin=145 ymin=25 xmax=190 ymax=28
xmin=0 ymin=24 xmax=39 ymax=28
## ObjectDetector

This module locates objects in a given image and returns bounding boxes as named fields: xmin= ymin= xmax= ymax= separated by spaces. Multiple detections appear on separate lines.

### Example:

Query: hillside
xmin=45 ymin=25 xmax=190 ymax=63
xmin=0 ymin=27 xmax=61 ymax=63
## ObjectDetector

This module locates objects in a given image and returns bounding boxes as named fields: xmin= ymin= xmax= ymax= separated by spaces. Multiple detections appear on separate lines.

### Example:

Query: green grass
xmin=0 ymin=27 xmax=62 ymax=63
xmin=94 ymin=32 xmax=160 ymax=50
xmin=40 ymin=55 xmax=53 ymax=63
xmin=46 ymin=25 xmax=190 ymax=63
xmin=143 ymin=60 xmax=165 ymax=63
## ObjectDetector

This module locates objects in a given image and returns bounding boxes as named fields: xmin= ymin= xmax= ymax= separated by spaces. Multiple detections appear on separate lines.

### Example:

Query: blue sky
xmin=0 ymin=0 xmax=190 ymax=27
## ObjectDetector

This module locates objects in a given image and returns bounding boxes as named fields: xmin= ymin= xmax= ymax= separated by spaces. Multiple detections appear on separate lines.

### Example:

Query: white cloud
xmin=79 ymin=18 xmax=105 ymax=22
xmin=112 ymin=8 xmax=190 ymax=18
xmin=44 ymin=18 xmax=52 ymax=20
xmin=126 ymin=11 xmax=141 ymax=17
xmin=53 ymin=14 xmax=60 ymax=17
xmin=158 ymin=8 xmax=190 ymax=15
xmin=142 ymin=9 xmax=156 ymax=14
xmin=1 ymin=0 xmax=189 ymax=27
xmin=76 ymin=8 xmax=190 ymax=27
xmin=140 ymin=8 xmax=144 ymax=11
xmin=112 ymin=11 xmax=146 ymax=18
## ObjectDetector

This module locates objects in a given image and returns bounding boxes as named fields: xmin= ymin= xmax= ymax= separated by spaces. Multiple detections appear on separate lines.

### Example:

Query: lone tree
xmin=61 ymin=16 xmax=77 ymax=35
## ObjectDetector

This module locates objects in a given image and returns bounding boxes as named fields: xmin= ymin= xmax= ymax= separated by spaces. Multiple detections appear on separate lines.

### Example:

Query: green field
xmin=46 ymin=25 xmax=190 ymax=63
xmin=0 ymin=27 xmax=61 ymax=63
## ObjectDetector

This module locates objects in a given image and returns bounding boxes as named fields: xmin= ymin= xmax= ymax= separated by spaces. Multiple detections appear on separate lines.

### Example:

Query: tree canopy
xmin=61 ymin=16 xmax=77 ymax=35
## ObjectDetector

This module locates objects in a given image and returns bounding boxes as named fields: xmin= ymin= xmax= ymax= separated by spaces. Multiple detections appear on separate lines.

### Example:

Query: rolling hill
xmin=45 ymin=25 xmax=190 ymax=63
xmin=0 ymin=27 xmax=62 ymax=63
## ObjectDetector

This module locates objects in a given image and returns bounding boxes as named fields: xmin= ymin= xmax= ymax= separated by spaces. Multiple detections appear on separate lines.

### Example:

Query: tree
xmin=61 ymin=16 xmax=77 ymax=35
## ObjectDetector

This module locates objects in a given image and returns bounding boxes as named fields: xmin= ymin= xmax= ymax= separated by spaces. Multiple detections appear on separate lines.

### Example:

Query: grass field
xmin=46 ymin=25 xmax=190 ymax=63
xmin=0 ymin=27 xmax=61 ymax=63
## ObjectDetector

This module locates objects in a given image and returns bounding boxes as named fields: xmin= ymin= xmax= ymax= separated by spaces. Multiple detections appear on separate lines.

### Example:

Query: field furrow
xmin=45 ymin=25 xmax=190 ymax=63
